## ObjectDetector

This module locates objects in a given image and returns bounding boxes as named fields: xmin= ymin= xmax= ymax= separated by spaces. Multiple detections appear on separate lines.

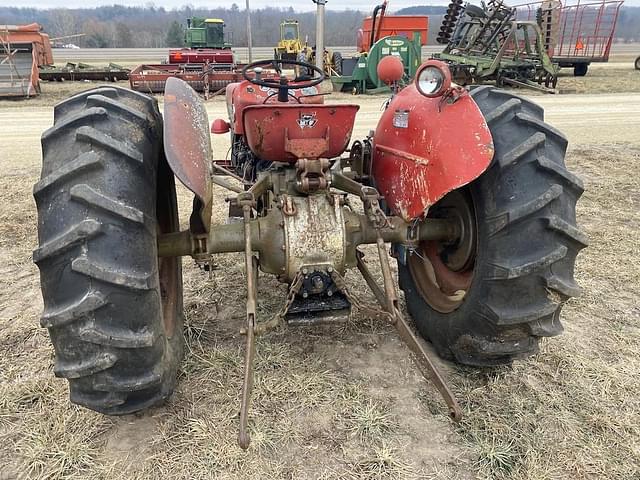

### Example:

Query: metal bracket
xmin=356 ymin=239 xmax=463 ymax=422
xmin=238 ymin=203 xmax=257 ymax=450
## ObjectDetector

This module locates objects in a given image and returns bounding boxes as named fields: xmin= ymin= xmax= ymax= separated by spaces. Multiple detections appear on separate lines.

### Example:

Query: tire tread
xmin=400 ymin=87 xmax=586 ymax=366
xmin=34 ymin=85 xmax=182 ymax=415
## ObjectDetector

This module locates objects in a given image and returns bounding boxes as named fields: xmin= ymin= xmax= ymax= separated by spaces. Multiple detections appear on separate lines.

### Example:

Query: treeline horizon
xmin=1 ymin=4 xmax=638 ymax=48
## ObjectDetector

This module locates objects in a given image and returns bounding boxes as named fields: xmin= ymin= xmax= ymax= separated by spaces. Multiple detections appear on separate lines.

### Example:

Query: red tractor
xmin=33 ymin=56 xmax=586 ymax=448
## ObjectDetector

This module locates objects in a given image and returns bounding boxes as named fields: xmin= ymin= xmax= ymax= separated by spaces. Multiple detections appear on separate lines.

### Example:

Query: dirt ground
xmin=0 ymin=55 xmax=639 ymax=480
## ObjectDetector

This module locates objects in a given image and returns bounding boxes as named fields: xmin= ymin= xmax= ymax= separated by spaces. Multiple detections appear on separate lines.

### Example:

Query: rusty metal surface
xmin=283 ymin=194 xmax=346 ymax=281
xmin=372 ymin=85 xmax=493 ymax=222
xmin=238 ymin=203 xmax=257 ymax=450
xmin=229 ymin=80 xmax=325 ymax=136
xmin=0 ymin=23 xmax=53 ymax=66
xmin=129 ymin=63 xmax=245 ymax=93
xmin=242 ymin=104 xmax=360 ymax=162
xmin=163 ymin=77 xmax=213 ymax=230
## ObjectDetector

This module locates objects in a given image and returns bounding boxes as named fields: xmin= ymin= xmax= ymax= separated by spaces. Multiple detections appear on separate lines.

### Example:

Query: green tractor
xmin=168 ymin=18 xmax=234 ymax=64
xmin=185 ymin=17 xmax=230 ymax=49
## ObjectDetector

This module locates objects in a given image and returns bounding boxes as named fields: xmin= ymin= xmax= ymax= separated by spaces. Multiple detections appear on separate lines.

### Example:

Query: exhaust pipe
xmin=314 ymin=0 xmax=327 ymax=75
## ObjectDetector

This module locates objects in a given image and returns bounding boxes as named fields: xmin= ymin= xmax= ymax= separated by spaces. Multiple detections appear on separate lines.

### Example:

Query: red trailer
xmin=357 ymin=15 xmax=429 ymax=52
xmin=516 ymin=0 xmax=624 ymax=76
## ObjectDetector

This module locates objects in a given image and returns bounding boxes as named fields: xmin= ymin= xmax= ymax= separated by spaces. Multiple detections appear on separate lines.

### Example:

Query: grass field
xmin=0 ymin=54 xmax=639 ymax=479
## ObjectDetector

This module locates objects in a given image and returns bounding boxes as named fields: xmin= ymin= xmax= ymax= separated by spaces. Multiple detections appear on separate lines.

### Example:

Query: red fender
xmin=371 ymin=85 xmax=494 ymax=222
xmin=164 ymin=77 xmax=213 ymax=232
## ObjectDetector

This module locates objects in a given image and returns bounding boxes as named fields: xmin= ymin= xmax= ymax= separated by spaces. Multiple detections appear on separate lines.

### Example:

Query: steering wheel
xmin=242 ymin=59 xmax=325 ymax=103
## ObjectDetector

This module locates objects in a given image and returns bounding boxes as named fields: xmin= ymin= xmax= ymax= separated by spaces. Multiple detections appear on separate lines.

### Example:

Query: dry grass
xmin=557 ymin=67 xmax=640 ymax=94
xmin=0 ymin=81 xmax=639 ymax=479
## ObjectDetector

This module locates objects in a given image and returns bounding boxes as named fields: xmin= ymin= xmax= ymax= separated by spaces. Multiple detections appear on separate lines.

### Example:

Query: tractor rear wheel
xmin=573 ymin=63 xmax=588 ymax=76
xmin=332 ymin=52 xmax=343 ymax=76
xmin=635 ymin=56 xmax=640 ymax=70
xmin=33 ymin=86 xmax=184 ymax=413
xmin=398 ymin=86 xmax=587 ymax=366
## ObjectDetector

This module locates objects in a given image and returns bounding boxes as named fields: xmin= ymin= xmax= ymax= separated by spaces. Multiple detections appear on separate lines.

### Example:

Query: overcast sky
xmin=1 ymin=0 xmax=638 ymax=9
xmin=1 ymin=0 xmax=443 ymax=9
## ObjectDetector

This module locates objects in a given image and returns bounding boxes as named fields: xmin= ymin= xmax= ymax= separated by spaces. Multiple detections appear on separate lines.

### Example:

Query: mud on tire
xmin=398 ymin=86 xmax=587 ymax=366
xmin=33 ymin=86 xmax=184 ymax=413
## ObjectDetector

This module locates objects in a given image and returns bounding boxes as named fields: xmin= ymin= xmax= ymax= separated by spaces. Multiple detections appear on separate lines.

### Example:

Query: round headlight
xmin=417 ymin=67 xmax=444 ymax=95
xmin=415 ymin=60 xmax=452 ymax=97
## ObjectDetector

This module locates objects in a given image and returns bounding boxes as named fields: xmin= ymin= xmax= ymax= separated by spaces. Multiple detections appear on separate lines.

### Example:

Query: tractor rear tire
xmin=573 ymin=63 xmax=588 ymax=76
xmin=33 ymin=86 xmax=184 ymax=413
xmin=398 ymin=86 xmax=587 ymax=366
xmin=332 ymin=52 xmax=343 ymax=76
xmin=635 ymin=56 xmax=640 ymax=70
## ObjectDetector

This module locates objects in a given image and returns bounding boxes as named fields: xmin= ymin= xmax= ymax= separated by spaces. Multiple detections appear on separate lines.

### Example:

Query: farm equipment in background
xmin=275 ymin=19 xmax=306 ymax=63
xmin=274 ymin=19 xmax=342 ymax=76
xmin=0 ymin=23 xmax=53 ymax=97
xmin=39 ymin=62 xmax=129 ymax=82
xmin=130 ymin=17 xmax=242 ymax=97
xmin=331 ymin=1 xmax=428 ymax=93
xmin=49 ymin=33 xmax=86 ymax=49
xmin=168 ymin=17 xmax=234 ymax=65
xmin=0 ymin=23 xmax=132 ymax=97
xmin=128 ymin=60 xmax=249 ymax=98
xmin=129 ymin=62 xmax=248 ymax=95
xmin=434 ymin=0 xmax=559 ymax=92
xmin=516 ymin=0 xmax=624 ymax=76
xmin=34 ymin=54 xmax=585 ymax=448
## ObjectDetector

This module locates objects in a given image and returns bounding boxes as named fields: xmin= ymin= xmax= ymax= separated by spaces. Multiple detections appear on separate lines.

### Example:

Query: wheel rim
xmin=156 ymin=176 xmax=180 ymax=338
xmin=408 ymin=189 xmax=477 ymax=313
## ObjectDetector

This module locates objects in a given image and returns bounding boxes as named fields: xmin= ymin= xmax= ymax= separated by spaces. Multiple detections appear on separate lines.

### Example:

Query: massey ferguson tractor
xmin=33 ymin=55 xmax=586 ymax=448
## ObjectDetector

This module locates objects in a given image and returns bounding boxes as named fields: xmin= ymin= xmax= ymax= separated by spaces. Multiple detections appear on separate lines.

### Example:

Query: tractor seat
xmin=242 ymin=104 xmax=360 ymax=162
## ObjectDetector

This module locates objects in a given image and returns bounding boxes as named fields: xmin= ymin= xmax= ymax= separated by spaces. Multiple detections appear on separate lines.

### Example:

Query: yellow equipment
xmin=274 ymin=19 xmax=342 ymax=75
xmin=274 ymin=19 xmax=305 ymax=63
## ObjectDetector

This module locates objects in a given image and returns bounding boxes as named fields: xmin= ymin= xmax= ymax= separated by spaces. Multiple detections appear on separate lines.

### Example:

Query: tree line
xmin=0 ymin=4 xmax=638 ymax=49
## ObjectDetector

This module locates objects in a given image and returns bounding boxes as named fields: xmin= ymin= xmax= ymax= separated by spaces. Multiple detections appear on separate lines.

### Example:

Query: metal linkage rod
xmin=358 ymin=242 xmax=463 ymax=421
xmin=238 ymin=199 xmax=257 ymax=450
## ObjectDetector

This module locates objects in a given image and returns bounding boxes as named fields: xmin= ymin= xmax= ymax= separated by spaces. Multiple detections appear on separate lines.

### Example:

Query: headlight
xmin=415 ymin=60 xmax=452 ymax=97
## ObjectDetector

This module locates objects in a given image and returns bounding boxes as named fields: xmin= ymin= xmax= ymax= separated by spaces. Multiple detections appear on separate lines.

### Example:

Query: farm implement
xmin=434 ymin=0 xmax=623 ymax=91
xmin=0 ymin=23 xmax=127 ymax=97
xmin=39 ymin=62 xmax=129 ymax=82
xmin=515 ymin=0 xmax=624 ymax=77
xmin=34 ymin=55 xmax=586 ymax=448
xmin=331 ymin=1 xmax=428 ymax=93
xmin=274 ymin=19 xmax=342 ymax=76
xmin=130 ymin=17 xmax=243 ymax=96
xmin=434 ymin=0 xmax=560 ymax=92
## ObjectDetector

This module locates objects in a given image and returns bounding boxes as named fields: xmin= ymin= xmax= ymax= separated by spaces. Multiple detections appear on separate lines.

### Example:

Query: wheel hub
xmin=408 ymin=189 xmax=477 ymax=313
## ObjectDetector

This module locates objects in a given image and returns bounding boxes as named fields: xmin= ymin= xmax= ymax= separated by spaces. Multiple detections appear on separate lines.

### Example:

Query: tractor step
xmin=285 ymin=291 xmax=351 ymax=326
